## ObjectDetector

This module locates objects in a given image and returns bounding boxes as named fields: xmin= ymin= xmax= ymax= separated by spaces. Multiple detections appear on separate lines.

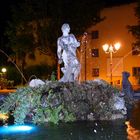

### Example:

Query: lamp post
xmin=102 ymin=42 xmax=121 ymax=85
xmin=81 ymin=32 xmax=88 ymax=81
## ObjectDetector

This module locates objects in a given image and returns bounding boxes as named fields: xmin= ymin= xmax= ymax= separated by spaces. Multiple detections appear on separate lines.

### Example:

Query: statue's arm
xmin=57 ymin=38 xmax=63 ymax=63
xmin=70 ymin=34 xmax=80 ymax=48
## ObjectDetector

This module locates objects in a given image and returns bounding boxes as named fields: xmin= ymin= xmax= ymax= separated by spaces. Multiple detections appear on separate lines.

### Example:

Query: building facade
xmin=79 ymin=3 xmax=140 ymax=86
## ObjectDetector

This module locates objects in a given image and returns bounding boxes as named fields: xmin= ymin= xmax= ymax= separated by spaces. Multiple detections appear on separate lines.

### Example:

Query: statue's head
xmin=122 ymin=71 xmax=130 ymax=79
xmin=61 ymin=23 xmax=70 ymax=33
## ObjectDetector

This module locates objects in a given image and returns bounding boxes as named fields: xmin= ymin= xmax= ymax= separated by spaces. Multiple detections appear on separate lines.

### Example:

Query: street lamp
xmin=102 ymin=42 xmax=121 ymax=85
xmin=1 ymin=68 xmax=7 ymax=73
xmin=1 ymin=67 xmax=7 ymax=79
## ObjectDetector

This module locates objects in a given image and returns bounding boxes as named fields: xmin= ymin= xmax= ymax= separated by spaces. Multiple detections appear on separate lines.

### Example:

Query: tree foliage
xmin=5 ymin=0 xmax=104 ymax=55
xmin=4 ymin=0 xmax=104 ymax=81
xmin=128 ymin=1 xmax=140 ymax=49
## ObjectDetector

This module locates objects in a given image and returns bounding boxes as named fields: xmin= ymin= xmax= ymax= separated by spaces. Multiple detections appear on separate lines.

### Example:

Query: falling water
xmin=112 ymin=47 xmax=139 ymax=74
xmin=0 ymin=49 xmax=27 ymax=83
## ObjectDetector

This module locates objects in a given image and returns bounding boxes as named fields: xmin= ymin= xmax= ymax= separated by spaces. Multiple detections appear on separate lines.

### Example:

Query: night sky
xmin=0 ymin=0 xmax=16 ymax=36
xmin=105 ymin=0 xmax=136 ymax=5
xmin=0 ymin=0 xmax=136 ymax=37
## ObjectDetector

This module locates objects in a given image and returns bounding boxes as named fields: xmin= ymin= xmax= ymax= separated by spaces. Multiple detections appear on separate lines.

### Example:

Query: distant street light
xmin=1 ymin=67 xmax=7 ymax=80
xmin=102 ymin=42 xmax=121 ymax=85
xmin=1 ymin=68 xmax=7 ymax=73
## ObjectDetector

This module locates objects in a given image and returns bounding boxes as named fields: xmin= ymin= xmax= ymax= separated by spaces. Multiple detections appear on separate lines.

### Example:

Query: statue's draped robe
xmin=57 ymin=34 xmax=80 ymax=82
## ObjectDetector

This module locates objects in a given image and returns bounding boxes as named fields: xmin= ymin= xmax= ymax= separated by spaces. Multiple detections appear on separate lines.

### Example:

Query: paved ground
xmin=0 ymin=89 xmax=16 ymax=94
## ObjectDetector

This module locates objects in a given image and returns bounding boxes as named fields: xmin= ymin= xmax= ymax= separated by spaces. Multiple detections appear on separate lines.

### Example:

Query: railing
xmin=132 ymin=85 xmax=140 ymax=91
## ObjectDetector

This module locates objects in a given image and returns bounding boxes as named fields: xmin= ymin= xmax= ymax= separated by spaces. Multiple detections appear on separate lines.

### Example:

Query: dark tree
xmin=128 ymin=1 xmax=140 ymax=50
xmin=5 ymin=0 xmax=104 ymax=76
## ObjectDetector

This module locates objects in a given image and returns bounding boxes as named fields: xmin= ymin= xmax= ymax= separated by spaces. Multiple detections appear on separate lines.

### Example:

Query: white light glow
xmin=0 ymin=125 xmax=36 ymax=134
xmin=114 ymin=42 xmax=121 ymax=50
xmin=102 ymin=44 xmax=109 ymax=52
xmin=109 ymin=45 xmax=113 ymax=52
xmin=1 ymin=68 xmax=7 ymax=73
xmin=11 ymin=125 xmax=33 ymax=131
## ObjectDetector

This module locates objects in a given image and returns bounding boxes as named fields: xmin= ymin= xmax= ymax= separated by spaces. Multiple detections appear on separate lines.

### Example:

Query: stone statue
xmin=57 ymin=23 xmax=80 ymax=82
xmin=122 ymin=71 xmax=134 ymax=99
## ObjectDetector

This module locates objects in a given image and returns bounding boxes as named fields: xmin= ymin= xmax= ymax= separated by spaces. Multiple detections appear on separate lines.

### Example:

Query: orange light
xmin=0 ymin=113 xmax=8 ymax=120
xmin=102 ymin=44 xmax=109 ymax=52
xmin=114 ymin=42 xmax=121 ymax=50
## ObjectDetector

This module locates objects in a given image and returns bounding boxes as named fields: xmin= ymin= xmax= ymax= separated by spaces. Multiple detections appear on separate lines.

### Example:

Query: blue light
xmin=0 ymin=125 xmax=36 ymax=134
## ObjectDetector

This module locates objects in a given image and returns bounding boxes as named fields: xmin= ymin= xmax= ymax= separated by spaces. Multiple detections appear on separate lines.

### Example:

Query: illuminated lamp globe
xmin=114 ymin=42 xmax=121 ymax=50
xmin=1 ymin=68 xmax=7 ymax=73
xmin=102 ymin=44 xmax=109 ymax=52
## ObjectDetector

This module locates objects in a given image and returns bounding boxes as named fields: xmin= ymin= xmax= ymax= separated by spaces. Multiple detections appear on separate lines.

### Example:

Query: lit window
xmin=91 ymin=49 xmax=99 ymax=57
xmin=132 ymin=46 xmax=140 ymax=55
xmin=92 ymin=68 xmax=99 ymax=77
xmin=132 ymin=67 xmax=140 ymax=76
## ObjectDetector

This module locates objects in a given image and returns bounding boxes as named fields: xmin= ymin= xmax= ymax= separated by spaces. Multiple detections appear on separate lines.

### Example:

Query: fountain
xmin=0 ymin=23 xmax=138 ymax=140
xmin=0 ymin=49 xmax=27 ymax=83
xmin=112 ymin=47 xmax=139 ymax=77
xmin=0 ymin=22 xmax=127 ymax=126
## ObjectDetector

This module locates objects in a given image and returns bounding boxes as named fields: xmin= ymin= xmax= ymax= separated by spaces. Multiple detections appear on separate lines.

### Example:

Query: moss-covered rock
xmin=0 ymin=79 xmax=127 ymax=125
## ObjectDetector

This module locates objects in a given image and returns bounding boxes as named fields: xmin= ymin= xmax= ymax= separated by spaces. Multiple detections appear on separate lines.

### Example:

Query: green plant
xmin=0 ymin=84 xmax=76 ymax=125
xmin=112 ymin=85 xmax=120 ymax=95
xmin=50 ymin=71 xmax=56 ymax=81
xmin=0 ymin=77 xmax=14 ymax=89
